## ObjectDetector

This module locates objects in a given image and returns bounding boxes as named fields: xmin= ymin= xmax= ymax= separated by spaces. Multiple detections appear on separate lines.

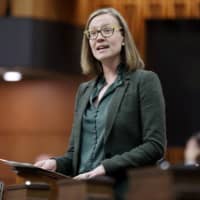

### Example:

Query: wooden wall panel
xmin=70 ymin=0 xmax=96 ymax=26
xmin=8 ymin=0 xmax=200 ymax=24
xmin=0 ymin=0 xmax=7 ymax=16
xmin=10 ymin=0 xmax=98 ymax=25
xmin=0 ymin=74 xmax=86 ymax=184
xmin=120 ymin=0 xmax=145 ymax=59
xmin=10 ymin=0 xmax=33 ymax=17
xmin=143 ymin=0 xmax=168 ymax=19
xmin=10 ymin=0 xmax=71 ymax=22
xmin=93 ymin=0 xmax=120 ymax=10
xmin=167 ymin=0 xmax=192 ymax=18
xmin=0 ymin=163 xmax=16 ymax=184
xmin=191 ymin=0 xmax=200 ymax=17
xmin=165 ymin=147 xmax=184 ymax=165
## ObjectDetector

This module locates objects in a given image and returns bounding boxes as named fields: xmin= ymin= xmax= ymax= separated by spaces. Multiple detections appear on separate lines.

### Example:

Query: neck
xmin=101 ymin=59 xmax=120 ymax=85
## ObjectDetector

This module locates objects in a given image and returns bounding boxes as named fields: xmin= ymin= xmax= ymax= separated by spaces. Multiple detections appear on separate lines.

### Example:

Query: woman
xmin=35 ymin=8 xmax=166 ymax=199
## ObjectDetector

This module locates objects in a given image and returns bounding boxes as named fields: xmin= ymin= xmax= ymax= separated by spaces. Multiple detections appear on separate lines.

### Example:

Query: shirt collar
xmin=95 ymin=63 xmax=126 ymax=86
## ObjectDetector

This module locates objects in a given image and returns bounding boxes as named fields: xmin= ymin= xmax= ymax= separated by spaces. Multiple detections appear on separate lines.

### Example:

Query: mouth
xmin=96 ymin=44 xmax=109 ymax=51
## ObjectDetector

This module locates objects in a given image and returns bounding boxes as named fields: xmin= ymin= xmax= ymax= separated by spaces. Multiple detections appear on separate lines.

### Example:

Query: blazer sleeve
xmin=55 ymin=84 xmax=83 ymax=176
xmin=102 ymin=71 xmax=167 ymax=175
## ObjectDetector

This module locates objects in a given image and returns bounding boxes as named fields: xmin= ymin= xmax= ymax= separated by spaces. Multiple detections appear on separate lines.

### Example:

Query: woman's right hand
xmin=34 ymin=159 xmax=57 ymax=171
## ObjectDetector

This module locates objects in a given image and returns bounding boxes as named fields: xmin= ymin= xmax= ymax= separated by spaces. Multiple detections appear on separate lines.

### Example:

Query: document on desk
xmin=0 ymin=159 xmax=33 ymax=167
xmin=0 ymin=158 xmax=69 ymax=179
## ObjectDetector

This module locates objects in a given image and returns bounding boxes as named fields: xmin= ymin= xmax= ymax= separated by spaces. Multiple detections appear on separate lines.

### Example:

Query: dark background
xmin=0 ymin=17 xmax=83 ymax=74
xmin=146 ymin=20 xmax=200 ymax=146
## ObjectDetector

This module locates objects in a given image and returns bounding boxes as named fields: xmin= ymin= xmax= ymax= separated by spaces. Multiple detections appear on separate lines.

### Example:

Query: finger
xmin=74 ymin=173 xmax=89 ymax=180
xmin=42 ymin=163 xmax=54 ymax=171
xmin=74 ymin=174 xmax=85 ymax=180
xmin=34 ymin=161 xmax=45 ymax=167
xmin=73 ymin=175 xmax=82 ymax=180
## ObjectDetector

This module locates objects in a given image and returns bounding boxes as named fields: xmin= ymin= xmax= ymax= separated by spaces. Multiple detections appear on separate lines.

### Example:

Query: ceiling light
xmin=3 ymin=71 xmax=22 ymax=82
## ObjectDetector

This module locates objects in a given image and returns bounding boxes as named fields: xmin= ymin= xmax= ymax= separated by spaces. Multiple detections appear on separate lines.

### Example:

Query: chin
xmin=95 ymin=54 xmax=111 ymax=62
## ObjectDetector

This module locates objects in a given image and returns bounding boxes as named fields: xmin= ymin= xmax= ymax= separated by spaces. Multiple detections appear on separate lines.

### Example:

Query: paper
xmin=0 ymin=159 xmax=34 ymax=167
xmin=0 ymin=158 xmax=69 ymax=179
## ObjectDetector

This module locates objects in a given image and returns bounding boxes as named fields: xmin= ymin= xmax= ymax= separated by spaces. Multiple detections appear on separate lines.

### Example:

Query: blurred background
xmin=0 ymin=0 xmax=199 ymax=183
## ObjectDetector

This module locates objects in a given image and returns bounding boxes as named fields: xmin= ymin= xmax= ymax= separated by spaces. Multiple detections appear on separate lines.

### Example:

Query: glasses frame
xmin=84 ymin=25 xmax=122 ymax=40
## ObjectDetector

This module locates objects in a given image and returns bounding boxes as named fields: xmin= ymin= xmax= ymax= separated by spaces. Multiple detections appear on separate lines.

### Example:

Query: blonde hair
xmin=81 ymin=7 xmax=144 ymax=75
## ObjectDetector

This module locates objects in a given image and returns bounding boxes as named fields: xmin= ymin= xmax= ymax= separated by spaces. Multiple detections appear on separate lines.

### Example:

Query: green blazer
xmin=55 ymin=69 xmax=166 ymax=176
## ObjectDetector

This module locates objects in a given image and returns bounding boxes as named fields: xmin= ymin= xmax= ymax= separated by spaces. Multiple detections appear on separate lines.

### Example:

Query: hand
xmin=184 ymin=138 xmax=200 ymax=164
xmin=74 ymin=165 xmax=105 ymax=180
xmin=35 ymin=154 xmax=51 ymax=162
xmin=34 ymin=159 xmax=57 ymax=171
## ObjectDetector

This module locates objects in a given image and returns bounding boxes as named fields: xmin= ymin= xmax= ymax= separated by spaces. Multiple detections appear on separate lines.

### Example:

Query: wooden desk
xmin=127 ymin=165 xmax=200 ymax=200
xmin=57 ymin=176 xmax=114 ymax=200
xmin=14 ymin=165 xmax=69 ymax=200
xmin=6 ymin=182 xmax=50 ymax=200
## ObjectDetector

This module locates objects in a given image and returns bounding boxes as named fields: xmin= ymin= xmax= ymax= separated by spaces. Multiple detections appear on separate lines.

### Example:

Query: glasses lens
xmin=101 ymin=26 xmax=114 ymax=37
xmin=86 ymin=25 xmax=119 ymax=40
xmin=88 ymin=30 xmax=97 ymax=40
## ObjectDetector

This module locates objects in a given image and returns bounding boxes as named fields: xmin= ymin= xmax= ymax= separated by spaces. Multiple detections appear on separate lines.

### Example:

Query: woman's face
xmin=88 ymin=14 xmax=124 ymax=65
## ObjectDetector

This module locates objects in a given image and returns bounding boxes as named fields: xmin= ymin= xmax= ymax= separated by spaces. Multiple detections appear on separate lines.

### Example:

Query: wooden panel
xmin=10 ymin=0 xmax=33 ymax=17
xmin=0 ymin=0 xmax=7 ymax=16
xmin=143 ymin=0 xmax=168 ymax=19
xmin=7 ymin=183 xmax=51 ymax=200
xmin=128 ymin=166 xmax=200 ymax=200
xmin=58 ymin=178 xmax=114 ymax=200
xmin=71 ymin=0 xmax=96 ymax=26
xmin=93 ymin=0 xmax=119 ymax=10
xmin=191 ymin=0 xmax=200 ymax=17
xmin=165 ymin=147 xmax=184 ymax=165
xmin=120 ymin=0 xmax=143 ymax=37
xmin=10 ymin=0 xmax=71 ymax=22
xmin=167 ymin=0 xmax=192 ymax=18
xmin=0 ymin=163 xmax=16 ymax=185
xmin=0 ymin=75 xmax=86 ymax=185
xmin=120 ymin=0 xmax=145 ymax=59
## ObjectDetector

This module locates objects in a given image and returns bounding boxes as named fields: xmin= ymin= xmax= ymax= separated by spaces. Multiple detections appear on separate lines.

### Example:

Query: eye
xmin=89 ymin=30 xmax=97 ymax=37
xmin=102 ymin=27 xmax=113 ymax=34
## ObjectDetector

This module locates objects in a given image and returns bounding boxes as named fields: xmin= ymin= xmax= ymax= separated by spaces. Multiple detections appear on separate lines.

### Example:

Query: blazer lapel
xmin=75 ymin=80 xmax=95 ymax=139
xmin=74 ymin=80 xmax=95 ymax=173
xmin=77 ymin=82 xmax=95 ymax=123
xmin=104 ymin=74 xmax=131 ymax=143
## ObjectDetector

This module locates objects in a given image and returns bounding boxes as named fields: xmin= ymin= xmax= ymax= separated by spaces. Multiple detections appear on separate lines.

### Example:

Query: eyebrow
xmin=88 ymin=23 xmax=112 ymax=30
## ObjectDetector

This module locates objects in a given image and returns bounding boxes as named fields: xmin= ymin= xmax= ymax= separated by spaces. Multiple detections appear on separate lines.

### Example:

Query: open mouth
xmin=96 ymin=45 xmax=109 ymax=51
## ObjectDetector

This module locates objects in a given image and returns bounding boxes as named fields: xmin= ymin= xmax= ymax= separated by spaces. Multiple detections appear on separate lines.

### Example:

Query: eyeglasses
xmin=84 ymin=25 xmax=122 ymax=40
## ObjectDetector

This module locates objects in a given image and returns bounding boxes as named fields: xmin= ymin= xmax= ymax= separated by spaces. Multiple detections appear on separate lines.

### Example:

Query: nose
xmin=96 ymin=32 xmax=105 ymax=42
